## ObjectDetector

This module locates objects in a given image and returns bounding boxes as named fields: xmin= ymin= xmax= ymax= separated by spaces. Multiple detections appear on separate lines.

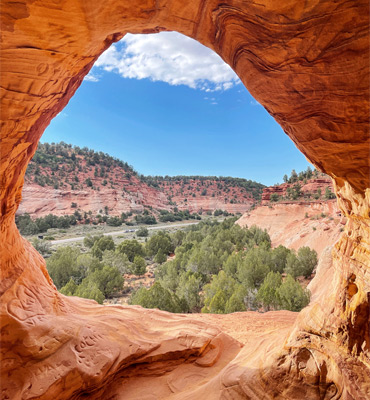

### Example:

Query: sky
xmin=42 ymin=32 xmax=312 ymax=186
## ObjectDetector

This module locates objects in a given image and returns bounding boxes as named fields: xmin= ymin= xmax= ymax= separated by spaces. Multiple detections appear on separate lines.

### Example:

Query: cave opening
xmin=1 ymin=0 xmax=369 ymax=399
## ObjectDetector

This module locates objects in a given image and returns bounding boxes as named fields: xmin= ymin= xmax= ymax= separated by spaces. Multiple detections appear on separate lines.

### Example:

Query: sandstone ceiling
xmin=1 ymin=0 xmax=369 ymax=399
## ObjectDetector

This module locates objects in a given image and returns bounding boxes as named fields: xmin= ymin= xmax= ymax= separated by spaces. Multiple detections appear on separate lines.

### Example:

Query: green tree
xmin=74 ymin=279 xmax=105 ymax=304
xmin=224 ymin=252 xmax=243 ymax=276
xmin=285 ymin=247 xmax=317 ymax=278
xmin=290 ymin=169 xmax=298 ymax=183
xmin=88 ymin=265 xmax=124 ymax=297
xmin=297 ymin=246 xmax=318 ymax=278
xmin=60 ymin=278 xmax=78 ymax=296
xmin=285 ymin=251 xmax=301 ymax=278
xmin=117 ymin=239 xmax=145 ymax=262
xmin=91 ymin=236 xmax=115 ymax=260
xmin=256 ymin=271 xmax=282 ymax=311
xmin=325 ymin=186 xmax=335 ymax=199
xmin=146 ymin=231 xmax=173 ymax=257
xmin=202 ymin=271 xmax=237 ymax=313
xmin=176 ymin=273 xmax=202 ymax=312
xmin=206 ymin=289 xmax=227 ymax=314
xmin=237 ymin=248 xmax=270 ymax=289
xmin=130 ymin=282 xmax=181 ymax=313
xmin=47 ymin=246 xmax=82 ymax=289
xmin=83 ymin=234 xmax=103 ymax=248
xmin=270 ymin=193 xmax=279 ymax=202
xmin=270 ymin=245 xmax=291 ymax=273
xmin=106 ymin=216 xmax=122 ymax=227
xmin=31 ymin=238 xmax=51 ymax=256
xmin=102 ymin=250 xmax=130 ymax=274
xmin=157 ymin=260 xmax=182 ymax=292
xmin=76 ymin=253 xmax=103 ymax=277
xmin=225 ymin=284 xmax=247 ymax=313
xmin=132 ymin=255 xmax=146 ymax=275
xmin=16 ymin=213 xmax=39 ymax=235
xmin=277 ymin=275 xmax=310 ymax=311
xmin=136 ymin=227 xmax=149 ymax=237
xmin=154 ymin=249 xmax=167 ymax=264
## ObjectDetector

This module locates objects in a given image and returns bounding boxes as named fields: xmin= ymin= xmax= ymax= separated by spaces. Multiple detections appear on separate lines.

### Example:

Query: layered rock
xmin=261 ymin=177 xmax=334 ymax=204
xmin=1 ymin=0 xmax=369 ymax=399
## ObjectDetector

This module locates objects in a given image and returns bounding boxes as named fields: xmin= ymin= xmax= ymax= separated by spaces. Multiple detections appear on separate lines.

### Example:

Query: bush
xmin=154 ymin=249 xmax=167 ymax=264
xmin=136 ymin=227 xmax=149 ymax=237
xmin=83 ymin=234 xmax=103 ymax=248
xmin=277 ymin=275 xmax=310 ymax=311
xmin=270 ymin=193 xmax=279 ymax=202
xmin=285 ymin=247 xmax=318 ymax=278
xmin=87 ymin=265 xmax=124 ymax=297
xmin=134 ymin=213 xmax=157 ymax=225
xmin=74 ymin=280 xmax=105 ymax=304
xmin=91 ymin=236 xmax=115 ymax=260
xmin=117 ymin=239 xmax=145 ymax=262
xmin=106 ymin=216 xmax=122 ymax=226
xmin=146 ymin=231 xmax=174 ymax=258
xmin=130 ymin=282 xmax=182 ymax=313
xmin=102 ymin=250 xmax=130 ymax=274
xmin=132 ymin=255 xmax=146 ymax=275
xmin=31 ymin=238 xmax=51 ymax=256
xmin=256 ymin=271 xmax=282 ymax=311
xmin=47 ymin=246 xmax=82 ymax=289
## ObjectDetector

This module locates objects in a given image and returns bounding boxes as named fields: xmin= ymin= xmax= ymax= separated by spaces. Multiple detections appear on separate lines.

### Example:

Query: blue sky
xmin=42 ymin=32 xmax=311 ymax=186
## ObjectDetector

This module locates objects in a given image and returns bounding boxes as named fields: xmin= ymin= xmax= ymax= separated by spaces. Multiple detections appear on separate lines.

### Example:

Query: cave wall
xmin=1 ymin=0 xmax=369 ymax=398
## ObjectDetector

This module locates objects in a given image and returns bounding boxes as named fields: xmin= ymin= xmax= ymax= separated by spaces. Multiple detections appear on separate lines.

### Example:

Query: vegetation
xmin=48 ymin=218 xmax=315 ymax=312
xmin=16 ymin=213 xmax=77 ymax=235
xmin=158 ymin=209 xmax=201 ymax=222
xmin=269 ymin=167 xmax=336 ymax=203
xmin=136 ymin=227 xmax=149 ymax=237
xmin=130 ymin=219 xmax=314 ymax=313
xmin=25 ymin=142 xmax=265 ymax=207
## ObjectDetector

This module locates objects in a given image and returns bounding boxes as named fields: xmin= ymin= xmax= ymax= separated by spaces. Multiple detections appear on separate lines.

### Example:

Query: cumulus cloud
xmin=94 ymin=32 xmax=240 ymax=91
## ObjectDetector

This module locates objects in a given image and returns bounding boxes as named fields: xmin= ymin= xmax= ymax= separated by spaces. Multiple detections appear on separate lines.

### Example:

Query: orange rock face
xmin=237 ymin=200 xmax=345 ymax=257
xmin=1 ymin=0 xmax=369 ymax=399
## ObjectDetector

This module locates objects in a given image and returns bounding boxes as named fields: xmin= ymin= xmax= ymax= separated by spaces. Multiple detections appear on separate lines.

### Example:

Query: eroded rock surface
xmin=237 ymin=200 xmax=345 ymax=257
xmin=1 ymin=0 xmax=369 ymax=399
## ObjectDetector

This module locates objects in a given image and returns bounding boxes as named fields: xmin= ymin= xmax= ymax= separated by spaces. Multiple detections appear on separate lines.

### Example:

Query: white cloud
xmin=84 ymin=72 xmax=100 ymax=82
xmin=94 ymin=32 xmax=240 ymax=91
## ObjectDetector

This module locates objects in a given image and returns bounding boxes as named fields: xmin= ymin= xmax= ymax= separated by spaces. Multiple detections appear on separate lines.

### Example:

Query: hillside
xmin=237 ymin=170 xmax=344 ymax=257
xmin=19 ymin=142 xmax=264 ymax=218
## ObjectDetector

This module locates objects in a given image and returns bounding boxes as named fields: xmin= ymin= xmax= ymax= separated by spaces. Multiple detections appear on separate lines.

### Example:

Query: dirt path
xmin=50 ymin=221 xmax=200 ymax=245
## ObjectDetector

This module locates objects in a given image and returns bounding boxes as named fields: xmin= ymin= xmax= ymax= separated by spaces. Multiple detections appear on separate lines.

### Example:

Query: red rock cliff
xmin=1 ymin=0 xmax=369 ymax=399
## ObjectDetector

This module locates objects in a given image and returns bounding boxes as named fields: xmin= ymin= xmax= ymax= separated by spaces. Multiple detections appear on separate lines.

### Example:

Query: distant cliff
xmin=18 ymin=142 xmax=264 ymax=217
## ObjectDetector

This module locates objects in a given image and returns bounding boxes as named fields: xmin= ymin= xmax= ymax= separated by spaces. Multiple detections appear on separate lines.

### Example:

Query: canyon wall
xmin=1 ymin=0 xmax=369 ymax=399
xmin=237 ymin=200 xmax=345 ymax=257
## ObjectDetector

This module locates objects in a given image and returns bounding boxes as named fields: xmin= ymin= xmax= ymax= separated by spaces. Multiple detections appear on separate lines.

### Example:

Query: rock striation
xmin=1 ymin=0 xmax=369 ymax=399
xmin=237 ymin=200 xmax=345 ymax=257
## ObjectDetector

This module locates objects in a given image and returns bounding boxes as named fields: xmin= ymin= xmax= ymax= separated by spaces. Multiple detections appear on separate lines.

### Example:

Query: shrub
xmin=117 ymin=239 xmax=145 ymax=262
xmin=256 ymin=271 xmax=282 ymax=311
xmin=277 ymin=275 xmax=310 ymax=311
xmin=130 ymin=282 xmax=182 ymax=313
xmin=136 ymin=227 xmax=149 ymax=237
xmin=154 ymin=249 xmax=167 ymax=264
xmin=132 ymin=255 xmax=146 ymax=275
xmin=270 ymin=193 xmax=279 ymax=202
xmin=47 ymin=246 xmax=82 ymax=289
